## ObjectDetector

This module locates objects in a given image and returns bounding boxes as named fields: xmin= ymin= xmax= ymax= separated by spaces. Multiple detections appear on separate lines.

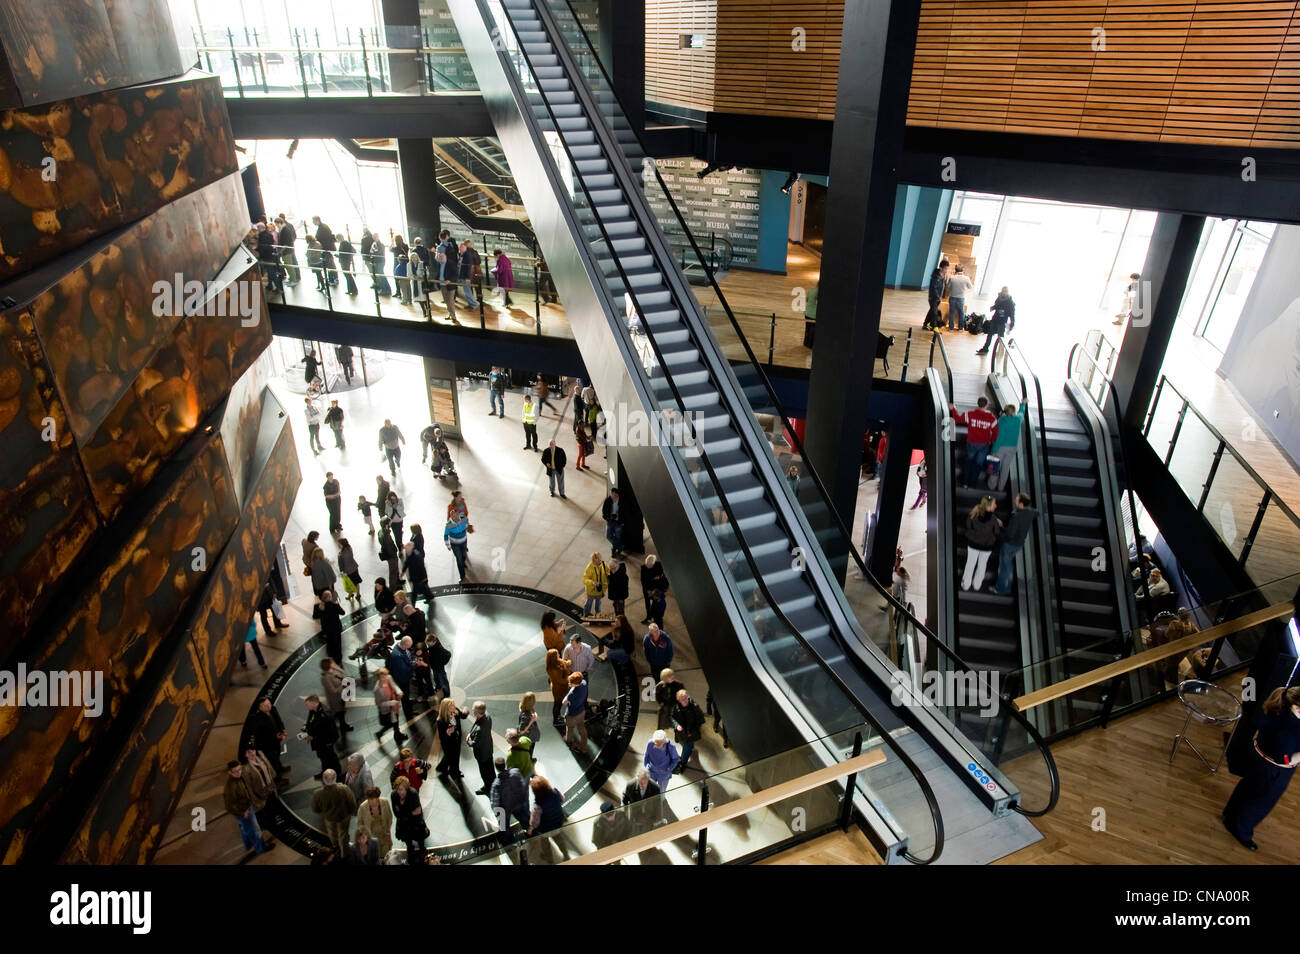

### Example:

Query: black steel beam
xmin=397 ymin=138 xmax=441 ymax=244
xmin=226 ymin=94 xmax=494 ymax=140
xmin=599 ymin=0 xmax=644 ymax=134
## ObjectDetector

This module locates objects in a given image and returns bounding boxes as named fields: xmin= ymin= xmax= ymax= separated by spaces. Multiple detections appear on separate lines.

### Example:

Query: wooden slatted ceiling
xmin=908 ymin=0 xmax=1300 ymax=146
xmin=645 ymin=0 xmax=717 ymax=114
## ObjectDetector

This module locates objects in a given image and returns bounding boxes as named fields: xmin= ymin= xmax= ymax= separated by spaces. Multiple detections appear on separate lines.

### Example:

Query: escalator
xmin=449 ymin=0 xmax=1057 ymax=863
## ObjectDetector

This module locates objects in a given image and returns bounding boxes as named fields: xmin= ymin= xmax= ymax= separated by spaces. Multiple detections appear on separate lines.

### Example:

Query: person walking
xmin=378 ymin=521 xmax=402 ymax=589
xmin=582 ymin=552 xmax=608 ymax=616
xmin=622 ymin=767 xmax=662 ymax=835
xmin=313 ymin=590 xmax=346 ymax=664
xmin=390 ymin=776 xmax=428 ymax=864
xmin=640 ymin=554 xmax=668 ymax=624
xmin=534 ymin=374 xmax=555 ymax=415
xmin=303 ymin=695 xmax=342 ymax=778
xmin=373 ymin=668 xmax=407 ymax=745
xmin=338 ymin=538 xmax=363 ymax=608
xmin=562 ymin=672 xmax=589 ymax=754
xmin=402 ymin=540 xmax=433 ymax=604
xmin=336 ymin=344 xmax=355 ymax=385
xmin=490 ymin=757 xmax=530 ymax=836
xmin=354 ymin=786 xmax=394 ymax=857
xmin=644 ymin=730 xmax=680 ymax=791
xmin=545 ymin=648 xmax=571 ymax=727
xmin=644 ymin=624 xmax=674 ymax=679
xmin=518 ymin=691 xmax=542 ymax=754
xmin=410 ymin=248 xmax=430 ymax=318
xmin=655 ymin=668 xmax=685 ymax=731
xmin=492 ymin=249 xmax=514 ymax=306
xmin=304 ymin=349 xmax=320 ymax=388
xmin=987 ymin=402 xmax=1025 ymax=491
xmin=1222 ymin=686 xmax=1300 ymax=851
xmin=602 ymin=488 xmax=623 ymax=556
xmin=337 ymin=236 xmax=358 ymax=296
xmin=309 ymin=546 xmax=337 ymax=599
xmin=444 ymin=510 xmax=470 ymax=582
xmin=436 ymin=230 xmax=460 ymax=319
xmin=250 ymin=696 xmax=290 ymax=784
xmin=373 ymin=577 xmax=396 ymax=617
xmin=435 ymin=697 xmax=469 ymax=778
xmin=504 ymin=728 xmax=534 ymax=778
xmin=994 ymin=493 xmax=1040 ymax=596
xmin=521 ymin=393 xmax=539 ymax=450
xmin=324 ymin=400 xmax=345 ymax=449
xmin=962 ymin=496 xmax=1003 ymax=592
xmin=388 ymin=636 xmax=417 ymax=722
xmin=257 ymin=574 xmax=289 ymax=636
xmin=238 ymin=620 xmax=267 ymax=670
xmin=370 ymin=233 xmax=391 ymax=297
xmin=384 ymin=491 xmax=405 ymax=547
xmin=469 ymin=702 xmax=495 ymax=795
xmin=975 ymin=286 xmax=1016 ymax=355
xmin=947 ymin=263 xmax=973 ymax=332
xmin=304 ymin=397 xmax=325 ymax=455
xmin=671 ymin=688 xmax=706 ymax=773
xmin=378 ymin=419 xmax=406 ymax=476
xmin=489 ymin=366 xmax=507 ymax=417
xmin=460 ymin=239 xmax=482 ymax=309
xmin=910 ymin=459 xmax=928 ymax=510
xmin=321 ymin=658 xmax=354 ymax=736
xmin=925 ymin=259 xmax=949 ymax=331
xmin=322 ymin=471 xmax=343 ymax=535
xmin=541 ymin=439 xmax=567 ymax=498
xmin=574 ymin=421 xmax=592 ymax=471
xmin=224 ymin=761 xmax=272 ymax=854
xmin=950 ymin=396 xmax=999 ymax=488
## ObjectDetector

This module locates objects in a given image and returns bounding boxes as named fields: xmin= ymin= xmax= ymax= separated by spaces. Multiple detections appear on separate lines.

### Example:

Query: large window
xmin=1180 ymin=219 xmax=1278 ymax=354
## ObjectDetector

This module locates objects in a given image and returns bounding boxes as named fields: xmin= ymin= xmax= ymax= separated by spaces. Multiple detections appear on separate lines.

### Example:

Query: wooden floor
xmin=764 ymin=674 xmax=1300 ymax=865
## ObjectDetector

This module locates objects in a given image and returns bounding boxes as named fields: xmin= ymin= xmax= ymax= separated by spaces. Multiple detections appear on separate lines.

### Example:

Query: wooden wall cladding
xmin=63 ymin=414 xmax=300 ymax=865
xmin=645 ymin=0 xmax=717 ymax=115
xmin=907 ymin=1 xmax=1300 ymax=147
xmin=18 ymin=171 xmax=252 ymax=449
xmin=0 ymin=0 xmax=184 ymax=109
xmin=0 ymin=436 xmax=239 ymax=864
xmin=0 ymin=72 xmax=237 ymax=283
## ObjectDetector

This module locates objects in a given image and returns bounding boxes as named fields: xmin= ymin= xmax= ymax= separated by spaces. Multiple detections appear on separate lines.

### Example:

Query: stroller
xmin=428 ymin=426 xmax=457 ymax=479
xmin=349 ymin=617 xmax=398 ymax=673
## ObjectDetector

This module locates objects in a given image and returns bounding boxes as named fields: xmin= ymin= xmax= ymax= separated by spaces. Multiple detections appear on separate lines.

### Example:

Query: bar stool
xmin=1168 ymin=679 xmax=1241 ymax=773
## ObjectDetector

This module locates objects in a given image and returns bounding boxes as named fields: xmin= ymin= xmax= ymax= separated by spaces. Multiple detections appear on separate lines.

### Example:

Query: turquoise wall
xmin=885 ymin=185 xmax=953 ymax=289
xmin=756 ymin=169 xmax=792 ymax=273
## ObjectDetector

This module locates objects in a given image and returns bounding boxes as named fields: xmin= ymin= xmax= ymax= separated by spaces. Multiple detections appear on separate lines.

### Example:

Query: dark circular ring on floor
xmin=239 ymin=583 xmax=638 ymax=863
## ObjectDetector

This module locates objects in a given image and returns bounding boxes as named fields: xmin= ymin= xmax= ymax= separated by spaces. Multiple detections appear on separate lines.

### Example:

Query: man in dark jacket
xmin=436 ymin=231 xmax=460 ymax=319
xmin=622 ymin=767 xmax=662 ymax=834
xmin=541 ymin=439 xmax=567 ymax=498
xmin=640 ymin=555 xmax=668 ymax=624
xmin=925 ymin=259 xmax=950 ymax=330
xmin=592 ymin=801 xmax=633 ymax=849
xmin=313 ymin=590 xmax=345 ymax=663
xmin=404 ymin=543 xmax=434 ymax=604
xmin=257 ymin=577 xmax=289 ymax=636
xmin=388 ymin=637 xmax=416 ymax=720
xmin=976 ymin=287 xmax=1016 ymax=356
xmin=303 ymin=695 xmax=342 ymax=778
xmin=337 ymin=237 xmax=358 ymax=295
xmin=336 ymin=343 xmax=355 ymax=383
xmin=469 ymin=702 xmax=495 ymax=795
xmin=277 ymin=217 xmax=299 ymax=284
xmin=458 ymin=239 xmax=481 ymax=309
xmin=671 ymin=689 xmax=706 ymax=773
xmin=602 ymin=488 xmax=623 ymax=556
xmin=312 ymin=216 xmax=338 ymax=286
xmin=993 ymin=493 xmax=1039 ymax=595
xmin=250 ymin=696 xmax=290 ymax=783
xmin=490 ymin=757 xmax=530 ymax=837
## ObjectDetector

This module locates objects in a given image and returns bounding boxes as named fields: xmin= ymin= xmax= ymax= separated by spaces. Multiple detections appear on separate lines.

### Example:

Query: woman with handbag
xmin=574 ymin=422 xmax=592 ymax=471
xmin=373 ymin=668 xmax=407 ymax=745
xmin=435 ymin=696 xmax=469 ymax=778
xmin=390 ymin=747 xmax=432 ymax=791
xmin=390 ymin=776 xmax=428 ymax=864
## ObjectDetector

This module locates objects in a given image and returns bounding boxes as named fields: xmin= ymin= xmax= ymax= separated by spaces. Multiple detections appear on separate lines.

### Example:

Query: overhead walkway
xmin=447 ymin=0 xmax=1058 ymax=863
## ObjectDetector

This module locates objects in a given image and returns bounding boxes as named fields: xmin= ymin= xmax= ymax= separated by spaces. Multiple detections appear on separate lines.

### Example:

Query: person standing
xmin=458 ymin=240 xmax=481 ymax=309
xmin=276 ymin=216 xmax=299 ymax=285
xmin=518 ymin=692 xmax=542 ymax=755
xmin=384 ymin=491 xmax=405 ymax=547
xmin=355 ymin=786 xmax=394 ymax=857
xmin=987 ymin=402 xmax=1025 ymax=491
xmin=910 ymin=459 xmax=928 ymax=510
xmin=306 ymin=235 xmax=325 ymax=291
xmin=492 ymin=249 xmax=514 ymax=306
xmin=546 ymin=649 xmax=571 ymax=728
xmin=304 ymin=349 xmax=319 ymax=387
xmin=426 ymin=631 xmax=452 ymax=699
xmin=947 ymin=263 xmax=973 ymax=332
xmin=322 ymin=471 xmax=343 ymax=534
xmin=582 ymin=552 xmax=608 ymax=616
xmin=563 ymin=631 xmax=594 ymax=677
xmin=435 ymin=697 xmax=469 ymax=778
xmin=962 ymin=496 xmax=1003 ymax=592
xmin=504 ymin=728 xmax=533 ymax=779
xmin=304 ymin=398 xmax=325 ymax=455
xmin=490 ymin=758 xmax=530 ymax=836
xmin=404 ymin=541 xmax=435 ymax=603
xmin=574 ymin=421 xmax=591 ymax=471
xmin=975 ymin=286 xmax=1016 ymax=356
xmin=640 ymin=554 xmax=668 ymax=624
xmin=337 ymin=236 xmax=358 ymax=296
xmin=469 ymin=702 xmax=495 ymax=795
xmin=378 ymin=520 xmax=402 ymax=589
xmin=925 ymin=258 xmax=949 ymax=331
xmin=994 ymin=494 xmax=1039 ymax=596
xmin=671 ymin=688 xmax=706 ymax=773
xmin=655 ymin=668 xmax=685 ymax=731
xmin=534 ymin=374 xmax=555 ymax=414
xmin=602 ymin=488 xmax=623 ymax=556
xmin=541 ymin=439 xmax=567 ymax=499
xmin=562 ymin=672 xmax=589 ymax=754
xmin=250 ymin=696 xmax=290 ymax=784
xmin=373 ymin=668 xmax=407 ymax=746
xmin=337 ymin=538 xmax=363 ymax=607
xmin=643 ymin=730 xmax=680 ymax=791
xmin=1223 ymin=687 xmax=1300 ymax=850
xmin=410 ymin=249 xmax=430 ymax=318
xmin=1114 ymin=271 xmax=1142 ymax=326
xmin=392 ymin=235 xmax=411 ymax=304
xmin=238 ymin=620 xmax=267 ymax=670
xmin=348 ymin=830 xmax=380 ymax=866
xmin=257 ymin=574 xmax=289 ymax=636
xmin=370 ymin=233 xmax=391 ymax=297
xmin=643 ymin=624 xmax=674 ymax=679
xmin=309 ymin=546 xmax=337 ymax=599
xmin=321 ymin=658 xmax=354 ymax=736
xmin=950 ymin=396 xmax=999 ymax=488
xmin=444 ymin=510 xmax=470 ymax=582
xmin=312 ymin=216 xmax=339 ymax=286
xmin=378 ymin=419 xmax=406 ymax=476
xmin=388 ymin=636 xmax=417 ymax=722
xmin=437 ymin=230 xmax=460 ymax=319
xmin=521 ymin=394 xmax=539 ymax=451
xmin=313 ymin=590 xmax=345 ymax=663
xmin=303 ymin=695 xmax=342 ymax=778
xmin=489 ymin=366 xmax=507 ymax=417
xmin=373 ymin=577 xmax=396 ymax=617
xmin=622 ymin=767 xmax=662 ymax=835
xmin=224 ymin=761 xmax=272 ymax=854
xmin=391 ymin=776 xmax=428 ymax=864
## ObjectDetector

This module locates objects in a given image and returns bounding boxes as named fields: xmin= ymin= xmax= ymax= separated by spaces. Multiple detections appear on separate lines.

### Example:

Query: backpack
xmin=965 ymin=313 xmax=986 ymax=334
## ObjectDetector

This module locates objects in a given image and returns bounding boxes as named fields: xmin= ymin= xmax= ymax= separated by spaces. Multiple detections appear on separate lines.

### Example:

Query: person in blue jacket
xmin=1223 ymin=686 xmax=1300 ymax=851
xmin=643 ymin=624 xmax=674 ymax=677
xmin=444 ymin=512 xmax=470 ymax=582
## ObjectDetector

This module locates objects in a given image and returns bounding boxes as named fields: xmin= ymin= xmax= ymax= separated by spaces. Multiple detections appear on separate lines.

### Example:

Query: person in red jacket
xmin=950 ymin=396 xmax=999 ymax=488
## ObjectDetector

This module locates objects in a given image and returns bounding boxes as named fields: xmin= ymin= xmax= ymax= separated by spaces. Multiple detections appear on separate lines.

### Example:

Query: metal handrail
xmin=544 ymin=0 xmax=1056 ymax=817
xmin=493 ymin=0 xmax=945 ymax=862
xmin=929 ymin=328 xmax=955 ymax=403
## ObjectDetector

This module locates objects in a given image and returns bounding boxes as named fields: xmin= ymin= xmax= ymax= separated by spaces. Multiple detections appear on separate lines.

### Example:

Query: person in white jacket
xmin=304 ymin=397 xmax=325 ymax=454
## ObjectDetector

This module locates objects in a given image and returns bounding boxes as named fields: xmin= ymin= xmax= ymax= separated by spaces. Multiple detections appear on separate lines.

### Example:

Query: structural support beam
xmin=803 ymin=0 xmax=922 ymax=580
xmin=1112 ymin=213 xmax=1205 ymax=433
xmin=398 ymin=138 xmax=441 ymax=245
xmin=381 ymin=0 xmax=422 ymax=93
xmin=597 ymin=0 xmax=644 ymax=134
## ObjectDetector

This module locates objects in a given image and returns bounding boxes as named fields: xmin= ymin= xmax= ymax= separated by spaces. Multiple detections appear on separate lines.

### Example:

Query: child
xmin=358 ymin=495 xmax=376 ymax=535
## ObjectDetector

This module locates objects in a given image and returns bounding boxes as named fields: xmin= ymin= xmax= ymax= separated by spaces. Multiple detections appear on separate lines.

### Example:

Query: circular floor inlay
xmin=241 ymin=583 xmax=637 ymax=862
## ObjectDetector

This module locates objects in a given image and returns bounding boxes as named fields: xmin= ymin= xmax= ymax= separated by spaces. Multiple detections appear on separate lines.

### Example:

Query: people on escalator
xmin=993 ymin=493 xmax=1038 ymax=596
xmin=961 ymin=496 xmax=1002 ymax=592
xmin=1222 ymin=686 xmax=1300 ymax=850
xmin=975 ymin=287 xmax=1015 ymax=355
xmin=987 ymin=402 xmax=1025 ymax=491
xmin=950 ymin=396 xmax=999 ymax=488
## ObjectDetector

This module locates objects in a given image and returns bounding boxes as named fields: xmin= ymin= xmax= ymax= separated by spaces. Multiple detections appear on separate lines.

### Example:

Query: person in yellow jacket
xmin=582 ymin=552 xmax=608 ymax=616
xmin=522 ymin=394 xmax=539 ymax=451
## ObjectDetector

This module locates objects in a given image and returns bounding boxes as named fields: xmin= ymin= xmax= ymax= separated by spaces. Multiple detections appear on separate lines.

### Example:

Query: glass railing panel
xmin=1164 ymin=413 xmax=1215 ymax=515
xmin=1143 ymin=388 xmax=1183 ymax=461
xmin=1201 ymin=452 xmax=1260 ymax=564
xmin=1244 ymin=500 xmax=1300 ymax=589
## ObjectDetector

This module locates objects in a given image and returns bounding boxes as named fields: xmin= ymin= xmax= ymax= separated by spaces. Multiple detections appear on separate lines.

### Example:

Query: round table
xmin=1168 ymin=679 xmax=1241 ymax=773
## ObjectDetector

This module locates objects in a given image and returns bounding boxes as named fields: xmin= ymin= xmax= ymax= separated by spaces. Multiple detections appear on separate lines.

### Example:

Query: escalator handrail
xmin=542 ymin=0 xmax=1055 ymax=815
xmin=494 ymin=0 xmax=944 ymax=863
xmin=992 ymin=337 xmax=1066 ymax=650
xmin=1068 ymin=343 xmax=1151 ymax=609
xmin=928 ymin=328 xmax=955 ymax=403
